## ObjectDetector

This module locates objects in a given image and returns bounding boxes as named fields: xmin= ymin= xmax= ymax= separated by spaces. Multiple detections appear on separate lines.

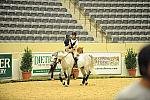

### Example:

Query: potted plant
xmin=125 ymin=48 xmax=137 ymax=76
xmin=20 ymin=47 xmax=32 ymax=80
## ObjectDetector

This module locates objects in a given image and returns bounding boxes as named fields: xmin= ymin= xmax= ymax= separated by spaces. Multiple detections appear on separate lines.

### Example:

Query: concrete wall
xmin=0 ymin=43 xmax=149 ymax=79
xmin=12 ymin=59 xmax=22 ymax=80
xmin=0 ymin=43 xmax=148 ymax=57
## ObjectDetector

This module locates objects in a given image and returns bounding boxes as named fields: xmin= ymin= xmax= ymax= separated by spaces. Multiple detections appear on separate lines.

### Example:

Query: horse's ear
xmin=52 ymin=52 xmax=57 ymax=57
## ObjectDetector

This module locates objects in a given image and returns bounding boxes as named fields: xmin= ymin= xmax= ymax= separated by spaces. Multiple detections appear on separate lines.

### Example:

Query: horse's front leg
xmin=67 ymin=69 xmax=71 ymax=86
xmin=67 ymin=74 xmax=70 ymax=86
xmin=64 ymin=70 xmax=71 ymax=87
xmin=59 ymin=72 xmax=63 ymax=82
xmin=62 ymin=71 xmax=69 ymax=87
xmin=59 ymin=71 xmax=65 ymax=85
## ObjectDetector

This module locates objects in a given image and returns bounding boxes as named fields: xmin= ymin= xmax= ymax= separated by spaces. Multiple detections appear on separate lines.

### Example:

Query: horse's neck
xmin=61 ymin=53 xmax=73 ymax=64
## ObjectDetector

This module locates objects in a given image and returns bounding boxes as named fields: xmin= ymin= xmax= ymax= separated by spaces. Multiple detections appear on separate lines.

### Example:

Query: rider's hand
xmin=68 ymin=49 xmax=73 ymax=52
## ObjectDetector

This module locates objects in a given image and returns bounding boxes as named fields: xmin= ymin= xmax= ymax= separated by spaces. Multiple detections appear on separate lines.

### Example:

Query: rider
xmin=64 ymin=32 xmax=78 ymax=67
xmin=48 ymin=57 xmax=57 ymax=80
xmin=64 ymin=33 xmax=71 ymax=52
xmin=70 ymin=32 xmax=78 ymax=67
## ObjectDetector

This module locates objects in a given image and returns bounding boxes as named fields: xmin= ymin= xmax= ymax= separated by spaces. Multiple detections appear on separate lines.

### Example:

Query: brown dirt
xmin=0 ymin=78 xmax=138 ymax=100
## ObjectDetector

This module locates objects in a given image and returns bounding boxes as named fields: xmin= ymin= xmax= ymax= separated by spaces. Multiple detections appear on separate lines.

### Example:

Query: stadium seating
xmin=73 ymin=0 xmax=150 ymax=42
xmin=0 ymin=0 xmax=94 ymax=42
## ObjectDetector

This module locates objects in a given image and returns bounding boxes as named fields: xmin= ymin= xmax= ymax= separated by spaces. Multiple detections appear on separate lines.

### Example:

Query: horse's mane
xmin=57 ymin=51 xmax=66 ymax=53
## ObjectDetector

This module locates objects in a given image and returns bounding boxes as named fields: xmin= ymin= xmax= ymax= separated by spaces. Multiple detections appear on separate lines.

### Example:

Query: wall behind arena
xmin=0 ymin=43 xmax=148 ymax=58
xmin=0 ymin=43 xmax=149 ymax=80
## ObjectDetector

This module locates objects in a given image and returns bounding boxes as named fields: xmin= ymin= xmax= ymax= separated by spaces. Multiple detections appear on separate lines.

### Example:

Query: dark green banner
xmin=0 ymin=54 xmax=12 ymax=78
xmin=33 ymin=69 xmax=61 ymax=73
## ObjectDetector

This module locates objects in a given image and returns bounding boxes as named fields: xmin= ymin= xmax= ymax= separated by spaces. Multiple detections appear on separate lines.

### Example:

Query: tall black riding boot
xmin=73 ymin=57 xmax=78 ymax=68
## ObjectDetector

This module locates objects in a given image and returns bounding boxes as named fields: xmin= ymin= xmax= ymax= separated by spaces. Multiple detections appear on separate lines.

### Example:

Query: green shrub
xmin=20 ymin=47 xmax=32 ymax=72
xmin=125 ymin=48 xmax=137 ymax=69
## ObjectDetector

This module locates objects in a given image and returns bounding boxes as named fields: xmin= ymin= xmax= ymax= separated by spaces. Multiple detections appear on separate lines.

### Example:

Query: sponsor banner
xmin=87 ymin=52 xmax=121 ymax=75
xmin=32 ymin=53 xmax=61 ymax=76
xmin=0 ymin=54 xmax=12 ymax=78
xmin=32 ymin=52 xmax=121 ymax=76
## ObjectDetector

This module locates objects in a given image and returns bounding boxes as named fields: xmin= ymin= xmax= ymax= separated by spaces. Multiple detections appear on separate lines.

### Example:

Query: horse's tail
xmin=89 ymin=55 xmax=94 ymax=68
xmin=89 ymin=55 xmax=96 ymax=75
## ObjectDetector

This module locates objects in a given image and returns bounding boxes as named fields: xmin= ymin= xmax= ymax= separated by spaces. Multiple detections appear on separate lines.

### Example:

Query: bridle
xmin=59 ymin=52 xmax=70 ymax=62
xmin=52 ymin=51 xmax=70 ymax=63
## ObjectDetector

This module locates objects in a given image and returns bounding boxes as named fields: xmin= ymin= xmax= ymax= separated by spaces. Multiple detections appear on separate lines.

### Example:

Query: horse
xmin=51 ymin=51 xmax=74 ymax=87
xmin=51 ymin=48 xmax=94 ymax=86
xmin=77 ymin=47 xmax=95 ymax=85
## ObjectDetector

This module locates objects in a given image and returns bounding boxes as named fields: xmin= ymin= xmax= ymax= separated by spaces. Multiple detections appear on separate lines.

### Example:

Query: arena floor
xmin=0 ymin=78 xmax=138 ymax=100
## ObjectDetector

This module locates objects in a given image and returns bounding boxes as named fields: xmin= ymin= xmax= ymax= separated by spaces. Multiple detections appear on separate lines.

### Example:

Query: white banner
xmin=32 ymin=53 xmax=61 ymax=76
xmin=32 ymin=52 xmax=121 ymax=76
xmin=86 ymin=52 xmax=121 ymax=75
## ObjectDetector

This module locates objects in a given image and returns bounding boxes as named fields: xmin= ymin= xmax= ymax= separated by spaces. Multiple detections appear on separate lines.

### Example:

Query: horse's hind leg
xmin=80 ymin=67 xmax=86 ymax=85
xmin=85 ymin=71 xmax=91 ymax=85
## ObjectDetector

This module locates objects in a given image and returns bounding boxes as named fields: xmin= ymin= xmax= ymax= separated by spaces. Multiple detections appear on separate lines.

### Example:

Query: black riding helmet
xmin=72 ymin=32 xmax=77 ymax=36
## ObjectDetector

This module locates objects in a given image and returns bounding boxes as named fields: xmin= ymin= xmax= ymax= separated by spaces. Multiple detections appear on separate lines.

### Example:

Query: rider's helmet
xmin=72 ymin=32 xmax=77 ymax=36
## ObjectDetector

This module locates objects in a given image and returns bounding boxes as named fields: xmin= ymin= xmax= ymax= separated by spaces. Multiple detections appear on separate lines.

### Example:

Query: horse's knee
xmin=81 ymin=66 xmax=84 ymax=69
xmin=64 ymin=72 xmax=67 ymax=78
xmin=59 ymin=73 xmax=61 ymax=77
xmin=83 ymin=74 xmax=86 ymax=77
xmin=88 ymin=71 xmax=91 ymax=75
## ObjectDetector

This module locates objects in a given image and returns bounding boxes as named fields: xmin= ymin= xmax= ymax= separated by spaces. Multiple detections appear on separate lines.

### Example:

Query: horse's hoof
xmin=85 ymin=82 xmax=88 ymax=85
xmin=51 ymin=78 xmax=54 ymax=81
xmin=85 ymin=81 xmax=88 ymax=85
xmin=80 ymin=84 xmax=84 ymax=86
xmin=62 ymin=82 xmax=65 ymax=85
xmin=64 ymin=85 xmax=68 ymax=87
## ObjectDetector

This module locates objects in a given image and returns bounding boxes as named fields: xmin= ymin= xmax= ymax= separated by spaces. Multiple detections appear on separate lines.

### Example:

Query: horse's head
xmin=51 ymin=52 xmax=58 ymax=62
xmin=51 ymin=51 xmax=66 ymax=62
xmin=57 ymin=51 xmax=66 ymax=59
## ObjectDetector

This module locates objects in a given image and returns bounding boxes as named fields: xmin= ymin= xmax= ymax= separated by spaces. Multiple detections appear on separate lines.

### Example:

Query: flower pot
xmin=128 ymin=69 xmax=136 ymax=76
xmin=22 ymin=72 xmax=31 ymax=80
xmin=72 ymin=68 xmax=79 ymax=78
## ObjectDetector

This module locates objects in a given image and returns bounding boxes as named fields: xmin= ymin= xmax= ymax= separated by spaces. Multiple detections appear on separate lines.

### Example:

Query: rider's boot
xmin=73 ymin=57 xmax=78 ymax=68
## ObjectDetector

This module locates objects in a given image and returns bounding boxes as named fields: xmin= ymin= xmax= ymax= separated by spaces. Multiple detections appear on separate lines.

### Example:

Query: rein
xmin=56 ymin=52 xmax=71 ymax=63
xmin=61 ymin=52 xmax=70 ymax=60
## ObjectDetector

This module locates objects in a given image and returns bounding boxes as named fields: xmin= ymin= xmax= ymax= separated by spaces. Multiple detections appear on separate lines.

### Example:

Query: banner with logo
xmin=32 ymin=53 xmax=61 ymax=76
xmin=0 ymin=53 xmax=12 ymax=78
xmin=32 ymin=52 xmax=121 ymax=76
xmin=87 ymin=52 xmax=121 ymax=75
